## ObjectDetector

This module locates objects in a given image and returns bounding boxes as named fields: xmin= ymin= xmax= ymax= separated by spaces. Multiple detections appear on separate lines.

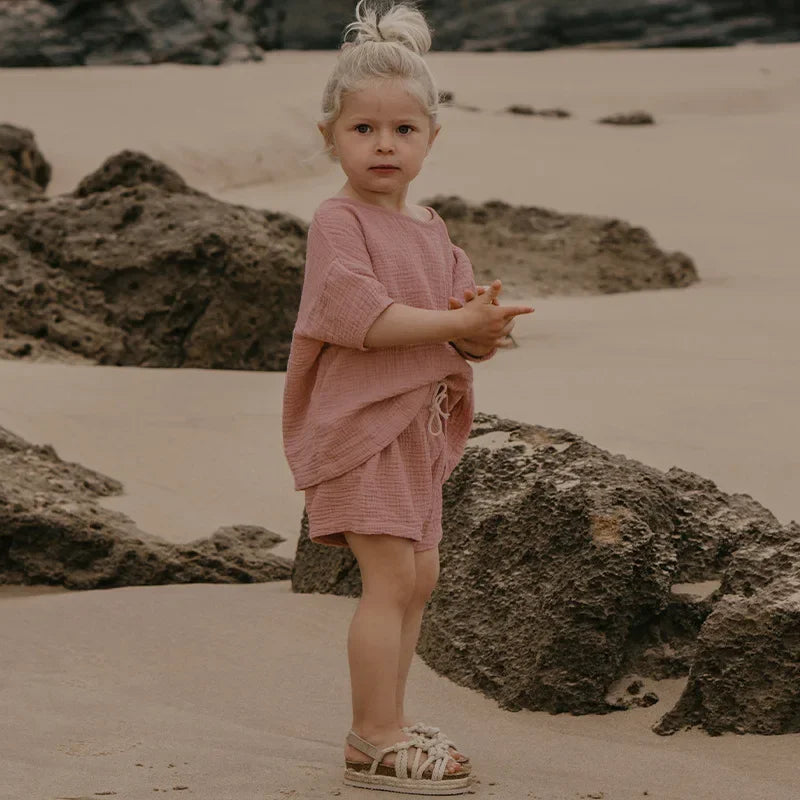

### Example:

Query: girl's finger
xmin=487 ymin=279 xmax=503 ymax=300
xmin=503 ymin=305 xmax=534 ymax=317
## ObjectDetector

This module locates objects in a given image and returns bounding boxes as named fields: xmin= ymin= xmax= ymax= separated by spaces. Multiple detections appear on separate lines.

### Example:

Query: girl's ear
xmin=318 ymin=123 xmax=337 ymax=158
xmin=427 ymin=123 xmax=441 ymax=153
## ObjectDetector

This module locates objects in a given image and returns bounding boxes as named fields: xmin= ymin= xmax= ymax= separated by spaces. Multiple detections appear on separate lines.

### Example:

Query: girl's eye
xmin=354 ymin=124 xmax=415 ymax=134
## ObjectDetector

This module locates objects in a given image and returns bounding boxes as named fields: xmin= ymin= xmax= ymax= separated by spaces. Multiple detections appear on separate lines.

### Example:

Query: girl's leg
xmin=394 ymin=546 xmax=467 ymax=764
xmin=396 ymin=545 xmax=440 ymax=724
xmin=342 ymin=532 xmax=464 ymax=775
xmin=345 ymin=531 xmax=416 ymax=734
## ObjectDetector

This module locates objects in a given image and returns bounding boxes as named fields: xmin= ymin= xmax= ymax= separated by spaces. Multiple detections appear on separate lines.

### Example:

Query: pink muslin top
xmin=282 ymin=195 xmax=496 ymax=491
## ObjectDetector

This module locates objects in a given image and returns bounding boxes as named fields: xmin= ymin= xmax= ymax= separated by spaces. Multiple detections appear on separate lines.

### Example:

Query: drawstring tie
xmin=427 ymin=381 xmax=449 ymax=436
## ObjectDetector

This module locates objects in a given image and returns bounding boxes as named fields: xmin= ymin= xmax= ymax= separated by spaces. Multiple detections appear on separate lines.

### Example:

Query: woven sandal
xmin=401 ymin=723 xmax=471 ymax=768
xmin=343 ymin=729 xmax=473 ymax=795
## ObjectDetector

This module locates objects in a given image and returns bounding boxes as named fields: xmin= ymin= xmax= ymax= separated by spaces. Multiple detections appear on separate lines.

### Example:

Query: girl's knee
xmin=412 ymin=546 xmax=440 ymax=604
xmin=344 ymin=531 xmax=417 ymax=605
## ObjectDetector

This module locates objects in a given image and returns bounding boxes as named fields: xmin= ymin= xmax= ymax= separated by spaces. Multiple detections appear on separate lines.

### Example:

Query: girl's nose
xmin=376 ymin=136 xmax=394 ymax=152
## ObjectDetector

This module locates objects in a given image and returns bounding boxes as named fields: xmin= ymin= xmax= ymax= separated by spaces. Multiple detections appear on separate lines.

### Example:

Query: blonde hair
xmin=317 ymin=0 xmax=439 ymax=158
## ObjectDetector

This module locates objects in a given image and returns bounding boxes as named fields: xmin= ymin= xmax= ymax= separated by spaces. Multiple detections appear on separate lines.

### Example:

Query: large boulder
xmin=0 ymin=151 xmax=306 ymax=369
xmin=291 ymin=411 xmax=799 ymax=735
xmin=424 ymin=195 xmax=698 ymax=296
xmin=0 ymin=123 xmax=51 ymax=204
xmin=0 ymin=424 xmax=292 ymax=590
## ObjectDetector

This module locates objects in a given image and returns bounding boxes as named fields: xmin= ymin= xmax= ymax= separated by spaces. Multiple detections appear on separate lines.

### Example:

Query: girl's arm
xmin=363 ymin=303 xmax=466 ymax=349
xmin=365 ymin=288 xmax=528 ymax=351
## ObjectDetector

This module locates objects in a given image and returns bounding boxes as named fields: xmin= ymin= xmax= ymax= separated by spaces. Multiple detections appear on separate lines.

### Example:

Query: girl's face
xmin=321 ymin=78 xmax=440 ymax=200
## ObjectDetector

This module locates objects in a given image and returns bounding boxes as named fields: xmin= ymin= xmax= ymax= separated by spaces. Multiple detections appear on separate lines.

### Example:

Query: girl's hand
xmin=449 ymin=289 xmax=500 ymax=354
xmin=449 ymin=280 xmax=533 ymax=348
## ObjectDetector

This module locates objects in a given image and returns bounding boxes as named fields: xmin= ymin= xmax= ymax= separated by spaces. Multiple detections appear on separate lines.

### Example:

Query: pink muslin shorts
xmin=304 ymin=381 xmax=450 ymax=553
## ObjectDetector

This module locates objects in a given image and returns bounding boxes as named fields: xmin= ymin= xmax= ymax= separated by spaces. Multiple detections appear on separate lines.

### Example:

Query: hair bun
xmin=342 ymin=1 xmax=432 ymax=56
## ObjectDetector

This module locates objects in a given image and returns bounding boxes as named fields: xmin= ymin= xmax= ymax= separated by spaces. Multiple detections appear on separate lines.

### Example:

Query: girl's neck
xmin=336 ymin=183 xmax=410 ymax=214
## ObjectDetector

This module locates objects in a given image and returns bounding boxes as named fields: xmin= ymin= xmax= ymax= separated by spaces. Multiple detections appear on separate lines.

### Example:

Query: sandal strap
xmin=346 ymin=730 xmax=454 ymax=781
xmin=403 ymin=722 xmax=458 ymax=750
xmin=346 ymin=730 xmax=380 ymax=761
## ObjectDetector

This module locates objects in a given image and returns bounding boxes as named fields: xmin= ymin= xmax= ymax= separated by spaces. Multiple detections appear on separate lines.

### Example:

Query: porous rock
xmin=292 ymin=411 xmax=797 ymax=734
xmin=0 ymin=123 xmax=51 ymax=204
xmin=0 ymin=150 xmax=306 ymax=369
xmin=423 ymin=195 xmax=698 ymax=296
xmin=74 ymin=149 xmax=197 ymax=197
xmin=654 ymin=522 xmax=800 ymax=735
xmin=0 ymin=424 xmax=292 ymax=590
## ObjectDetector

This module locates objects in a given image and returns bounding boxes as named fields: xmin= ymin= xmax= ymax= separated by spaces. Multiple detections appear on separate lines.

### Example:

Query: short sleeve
xmin=294 ymin=214 xmax=394 ymax=351
xmin=450 ymin=243 xmax=498 ymax=362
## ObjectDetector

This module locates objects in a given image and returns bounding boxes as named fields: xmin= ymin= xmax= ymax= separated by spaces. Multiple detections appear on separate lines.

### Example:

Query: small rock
xmin=505 ymin=104 xmax=571 ymax=118
xmin=637 ymin=692 xmax=660 ymax=707
xmin=598 ymin=111 xmax=655 ymax=125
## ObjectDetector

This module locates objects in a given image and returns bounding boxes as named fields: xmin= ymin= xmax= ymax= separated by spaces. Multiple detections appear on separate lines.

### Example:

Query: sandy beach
xmin=2 ymin=44 xmax=800 ymax=798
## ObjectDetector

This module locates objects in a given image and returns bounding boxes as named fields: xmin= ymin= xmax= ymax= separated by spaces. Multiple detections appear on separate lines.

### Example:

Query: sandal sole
xmin=343 ymin=766 xmax=473 ymax=795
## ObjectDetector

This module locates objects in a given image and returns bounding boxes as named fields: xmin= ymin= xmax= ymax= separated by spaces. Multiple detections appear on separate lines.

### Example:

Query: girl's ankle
xmin=350 ymin=722 xmax=403 ymax=741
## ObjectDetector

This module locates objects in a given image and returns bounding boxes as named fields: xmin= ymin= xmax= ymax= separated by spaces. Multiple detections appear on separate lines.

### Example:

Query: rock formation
xmin=0 ymin=2 xmax=797 ymax=66
xmin=1 ymin=141 xmax=700 ymax=367
xmin=0 ymin=424 xmax=292 ymax=590
xmin=0 ymin=123 xmax=51 ymax=204
xmin=655 ymin=521 xmax=800 ymax=735
xmin=0 ymin=150 xmax=307 ymax=369
xmin=291 ymin=411 xmax=799 ymax=735
xmin=424 ymin=195 xmax=698 ymax=296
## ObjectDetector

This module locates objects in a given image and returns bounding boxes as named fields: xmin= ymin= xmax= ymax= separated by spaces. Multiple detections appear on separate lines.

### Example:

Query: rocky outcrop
xmin=655 ymin=522 xmax=800 ymax=735
xmin=291 ymin=411 xmax=799 ymax=735
xmin=0 ymin=1 xmax=797 ymax=66
xmin=0 ymin=0 xmax=268 ymax=67
xmin=0 ymin=150 xmax=306 ymax=369
xmin=0 ymin=424 xmax=292 ymax=590
xmin=0 ymin=124 xmax=51 ymax=205
xmin=427 ymin=1 xmax=799 ymax=52
xmin=424 ymin=195 xmax=698 ymax=296
xmin=0 ymin=144 xmax=700 ymax=367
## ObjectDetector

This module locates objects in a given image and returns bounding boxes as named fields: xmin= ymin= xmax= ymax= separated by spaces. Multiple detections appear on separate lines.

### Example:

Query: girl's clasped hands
xmin=448 ymin=278 xmax=534 ymax=357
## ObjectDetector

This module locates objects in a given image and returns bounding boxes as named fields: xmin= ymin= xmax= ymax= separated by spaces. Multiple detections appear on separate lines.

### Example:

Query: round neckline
xmin=326 ymin=195 xmax=438 ymax=226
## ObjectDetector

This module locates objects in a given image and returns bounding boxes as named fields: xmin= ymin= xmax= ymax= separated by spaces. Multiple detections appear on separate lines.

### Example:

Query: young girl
xmin=282 ymin=1 xmax=534 ymax=794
